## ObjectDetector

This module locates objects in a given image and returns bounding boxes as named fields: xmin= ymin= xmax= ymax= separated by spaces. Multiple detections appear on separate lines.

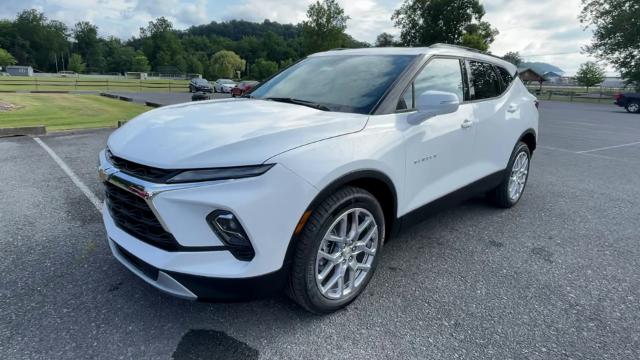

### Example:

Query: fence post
xmin=570 ymin=92 xmax=574 ymax=102
xmin=75 ymin=79 xmax=77 ymax=91
xmin=35 ymin=78 xmax=38 ymax=91
xmin=548 ymin=91 xmax=552 ymax=100
xmin=169 ymin=81 xmax=172 ymax=93
xmin=107 ymin=79 xmax=110 ymax=91
xmin=139 ymin=79 xmax=141 ymax=93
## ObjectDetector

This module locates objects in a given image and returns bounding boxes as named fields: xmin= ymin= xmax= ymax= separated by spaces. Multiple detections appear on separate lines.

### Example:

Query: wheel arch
xmin=282 ymin=169 xmax=398 ymax=267
xmin=519 ymin=128 xmax=537 ymax=152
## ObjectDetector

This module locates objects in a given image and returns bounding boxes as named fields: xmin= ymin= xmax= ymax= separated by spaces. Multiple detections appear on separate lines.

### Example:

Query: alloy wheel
xmin=315 ymin=208 xmax=378 ymax=300
xmin=508 ymin=151 xmax=529 ymax=202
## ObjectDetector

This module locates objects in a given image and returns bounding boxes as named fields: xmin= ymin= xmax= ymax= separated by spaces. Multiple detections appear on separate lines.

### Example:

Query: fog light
xmin=206 ymin=210 xmax=254 ymax=260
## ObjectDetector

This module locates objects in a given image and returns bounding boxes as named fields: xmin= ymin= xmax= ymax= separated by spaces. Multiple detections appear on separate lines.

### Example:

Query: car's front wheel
xmin=488 ymin=141 xmax=531 ymax=208
xmin=287 ymin=186 xmax=384 ymax=314
xmin=626 ymin=101 xmax=640 ymax=113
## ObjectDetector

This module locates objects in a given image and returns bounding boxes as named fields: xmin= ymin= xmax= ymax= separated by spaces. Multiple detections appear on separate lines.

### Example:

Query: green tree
xmin=139 ymin=17 xmax=185 ymax=71
xmin=375 ymin=32 xmax=395 ymax=47
xmin=131 ymin=52 xmax=150 ymax=72
xmin=502 ymin=51 xmax=523 ymax=67
xmin=68 ymin=53 xmax=85 ymax=73
xmin=73 ymin=21 xmax=105 ymax=71
xmin=250 ymin=58 xmax=278 ymax=80
xmin=209 ymin=50 xmax=245 ymax=79
xmin=392 ymin=0 xmax=497 ymax=50
xmin=302 ymin=0 xmax=350 ymax=54
xmin=575 ymin=61 xmax=605 ymax=93
xmin=0 ymin=48 xmax=17 ymax=67
xmin=580 ymin=0 xmax=640 ymax=90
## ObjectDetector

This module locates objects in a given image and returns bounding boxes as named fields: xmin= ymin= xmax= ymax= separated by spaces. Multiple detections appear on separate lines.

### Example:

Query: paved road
xmin=1 ymin=101 xmax=639 ymax=359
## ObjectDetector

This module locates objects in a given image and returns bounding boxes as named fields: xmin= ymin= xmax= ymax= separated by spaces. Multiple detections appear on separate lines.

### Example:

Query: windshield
xmin=219 ymin=79 xmax=235 ymax=84
xmin=250 ymin=55 xmax=416 ymax=114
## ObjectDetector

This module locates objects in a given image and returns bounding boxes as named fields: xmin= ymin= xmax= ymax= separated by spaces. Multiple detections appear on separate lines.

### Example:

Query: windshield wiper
xmin=264 ymin=97 xmax=331 ymax=111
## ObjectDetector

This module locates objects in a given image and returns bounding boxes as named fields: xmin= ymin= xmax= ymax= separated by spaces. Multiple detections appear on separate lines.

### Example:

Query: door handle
xmin=507 ymin=104 xmax=519 ymax=113
xmin=461 ymin=119 xmax=473 ymax=129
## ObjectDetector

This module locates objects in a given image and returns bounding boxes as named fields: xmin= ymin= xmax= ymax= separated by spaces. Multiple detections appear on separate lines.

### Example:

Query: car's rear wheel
xmin=626 ymin=101 xmax=640 ymax=113
xmin=287 ymin=186 xmax=384 ymax=314
xmin=488 ymin=141 xmax=531 ymax=208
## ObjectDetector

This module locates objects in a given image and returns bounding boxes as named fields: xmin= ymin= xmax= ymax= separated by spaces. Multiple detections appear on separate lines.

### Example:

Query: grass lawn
xmin=0 ymin=77 xmax=189 ymax=93
xmin=0 ymin=93 xmax=150 ymax=131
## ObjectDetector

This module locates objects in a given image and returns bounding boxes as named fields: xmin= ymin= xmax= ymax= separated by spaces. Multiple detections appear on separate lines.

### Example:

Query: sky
xmin=0 ymin=0 xmax=614 ymax=76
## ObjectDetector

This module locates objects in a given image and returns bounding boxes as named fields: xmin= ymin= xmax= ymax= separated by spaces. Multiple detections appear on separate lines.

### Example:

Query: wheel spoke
xmin=357 ymin=216 xmax=372 ymax=235
xmin=317 ymin=262 xmax=335 ymax=281
xmin=318 ymin=250 xmax=341 ymax=264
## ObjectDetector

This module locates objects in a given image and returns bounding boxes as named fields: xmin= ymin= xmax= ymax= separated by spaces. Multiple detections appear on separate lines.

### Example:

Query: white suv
xmin=99 ymin=45 xmax=538 ymax=313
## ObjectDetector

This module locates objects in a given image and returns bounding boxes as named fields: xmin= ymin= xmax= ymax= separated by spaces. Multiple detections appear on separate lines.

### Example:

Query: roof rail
xmin=429 ymin=43 xmax=507 ymax=62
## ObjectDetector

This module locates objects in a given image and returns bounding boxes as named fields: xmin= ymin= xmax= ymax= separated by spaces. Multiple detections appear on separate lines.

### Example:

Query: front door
xmin=399 ymin=57 xmax=478 ymax=214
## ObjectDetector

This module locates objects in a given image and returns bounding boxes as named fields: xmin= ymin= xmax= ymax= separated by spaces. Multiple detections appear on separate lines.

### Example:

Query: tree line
xmin=1 ymin=0 xmax=634 ymax=88
xmin=0 ymin=0 xmax=501 ymax=80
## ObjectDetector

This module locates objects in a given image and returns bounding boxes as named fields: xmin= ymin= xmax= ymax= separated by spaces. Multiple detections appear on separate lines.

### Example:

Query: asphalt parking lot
xmin=1 ymin=101 xmax=639 ymax=359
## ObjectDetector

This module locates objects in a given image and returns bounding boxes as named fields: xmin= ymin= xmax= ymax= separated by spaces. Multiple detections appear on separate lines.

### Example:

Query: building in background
xmin=5 ymin=65 xmax=33 ymax=77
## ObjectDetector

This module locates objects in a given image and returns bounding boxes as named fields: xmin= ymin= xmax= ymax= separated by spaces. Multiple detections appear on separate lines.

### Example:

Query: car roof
xmin=309 ymin=44 xmax=517 ymax=74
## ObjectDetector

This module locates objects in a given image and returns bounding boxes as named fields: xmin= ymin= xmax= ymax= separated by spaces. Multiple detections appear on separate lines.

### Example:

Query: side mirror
xmin=408 ymin=90 xmax=460 ymax=125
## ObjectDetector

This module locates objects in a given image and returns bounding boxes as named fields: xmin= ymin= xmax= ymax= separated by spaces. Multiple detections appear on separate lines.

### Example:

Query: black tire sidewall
xmin=301 ymin=190 xmax=385 ymax=312
xmin=626 ymin=101 xmax=640 ymax=113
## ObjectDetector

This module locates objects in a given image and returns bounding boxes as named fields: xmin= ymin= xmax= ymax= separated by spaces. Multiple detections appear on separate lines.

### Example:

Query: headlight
xmin=166 ymin=164 xmax=274 ymax=184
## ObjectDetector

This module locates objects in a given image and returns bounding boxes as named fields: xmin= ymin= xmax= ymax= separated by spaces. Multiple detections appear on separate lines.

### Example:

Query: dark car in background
xmin=188 ymin=78 xmax=213 ymax=93
xmin=231 ymin=80 xmax=260 ymax=97
xmin=615 ymin=93 xmax=640 ymax=113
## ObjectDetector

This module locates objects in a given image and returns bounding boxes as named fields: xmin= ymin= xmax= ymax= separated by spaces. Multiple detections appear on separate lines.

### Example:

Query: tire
xmin=213 ymin=87 xmax=217 ymax=93
xmin=487 ymin=141 xmax=531 ymax=208
xmin=625 ymin=101 xmax=640 ymax=113
xmin=287 ymin=186 xmax=385 ymax=314
xmin=188 ymin=86 xmax=193 ymax=93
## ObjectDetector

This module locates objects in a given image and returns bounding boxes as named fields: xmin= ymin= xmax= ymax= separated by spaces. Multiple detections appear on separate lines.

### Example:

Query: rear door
xmin=466 ymin=60 xmax=520 ymax=176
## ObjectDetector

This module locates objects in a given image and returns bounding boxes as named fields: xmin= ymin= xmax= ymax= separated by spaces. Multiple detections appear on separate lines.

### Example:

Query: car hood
xmin=107 ymin=98 xmax=368 ymax=169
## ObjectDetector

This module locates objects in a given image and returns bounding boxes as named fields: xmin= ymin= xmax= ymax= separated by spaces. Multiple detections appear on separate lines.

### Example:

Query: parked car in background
xmin=615 ymin=93 xmax=640 ymax=113
xmin=189 ymin=78 xmax=213 ymax=93
xmin=214 ymin=79 xmax=237 ymax=93
xmin=99 ymin=44 xmax=538 ymax=314
xmin=58 ymin=71 xmax=77 ymax=78
xmin=231 ymin=81 xmax=260 ymax=97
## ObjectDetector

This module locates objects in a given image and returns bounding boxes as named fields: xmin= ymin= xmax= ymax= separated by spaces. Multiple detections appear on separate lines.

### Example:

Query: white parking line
xmin=33 ymin=137 xmax=103 ymax=212
xmin=576 ymin=141 xmax=640 ymax=154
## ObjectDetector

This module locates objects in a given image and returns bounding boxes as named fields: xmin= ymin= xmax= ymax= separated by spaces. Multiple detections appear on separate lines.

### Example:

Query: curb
xmin=145 ymin=101 xmax=163 ymax=108
xmin=0 ymin=126 xmax=46 ymax=137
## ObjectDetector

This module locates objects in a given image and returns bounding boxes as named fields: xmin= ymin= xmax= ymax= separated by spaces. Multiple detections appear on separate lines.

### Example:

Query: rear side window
xmin=397 ymin=57 xmax=464 ymax=111
xmin=468 ymin=61 xmax=501 ymax=100
xmin=496 ymin=66 xmax=515 ymax=90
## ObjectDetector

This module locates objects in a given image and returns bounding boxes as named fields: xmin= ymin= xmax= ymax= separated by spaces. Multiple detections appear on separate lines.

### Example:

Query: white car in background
xmin=213 ymin=79 xmax=236 ymax=93
xmin=99 ymin=44 xmax=538 ymax=314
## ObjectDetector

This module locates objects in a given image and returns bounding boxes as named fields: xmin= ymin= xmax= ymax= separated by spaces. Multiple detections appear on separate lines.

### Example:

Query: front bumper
xmin=109 ymin=238 xmax=287 ymax=300
xmin=99 ymin=150 xmax=318 ymax=299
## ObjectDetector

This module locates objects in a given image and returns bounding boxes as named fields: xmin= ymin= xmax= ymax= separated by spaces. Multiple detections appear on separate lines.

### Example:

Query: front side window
xmin=468 ymin=61 xmax=501 ymax=100
xmin=397 ymin=57 xmax=464 ymax=111
xmin=250 ymin=55 xmax=416 ymax=114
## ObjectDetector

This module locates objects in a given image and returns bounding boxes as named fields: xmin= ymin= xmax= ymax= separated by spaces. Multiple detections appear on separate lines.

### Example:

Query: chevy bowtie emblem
xmin=128 ymin=186 xmax=151 ymax=200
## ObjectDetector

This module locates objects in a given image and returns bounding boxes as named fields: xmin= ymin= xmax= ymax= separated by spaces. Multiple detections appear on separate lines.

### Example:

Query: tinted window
xmin=398 ymin=57 xmax=464 ymax=110
xmin=251 ymin=55 xmax=415 ymax=114
xmin=497 ymin=66 xmax=514 ymax=90
xmin=468 ymin=61 xmax=501 ymax=100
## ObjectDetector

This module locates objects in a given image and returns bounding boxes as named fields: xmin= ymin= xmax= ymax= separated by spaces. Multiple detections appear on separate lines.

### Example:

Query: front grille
xmin=107 ymin=150 xmax=180 ymax=183
xmin=104 ymin=181 xmax=181 ymax=251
